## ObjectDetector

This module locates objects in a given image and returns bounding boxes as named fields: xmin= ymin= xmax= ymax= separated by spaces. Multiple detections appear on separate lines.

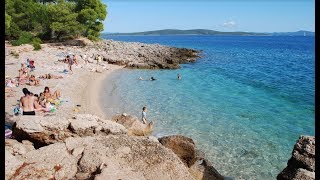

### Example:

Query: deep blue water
xmin=100 ymin=35 xmax=315 ymax=179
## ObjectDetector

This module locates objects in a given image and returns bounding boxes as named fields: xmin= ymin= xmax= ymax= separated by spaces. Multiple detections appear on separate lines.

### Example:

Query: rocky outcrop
xmin=7 ymin=113 xmax=225 ymax=180
xmin=6 ymin=143 xmax=79 ymax=180
xmin=112 ymin=113 xmax=153 ymax=136
xmin=159 ymin=135 xmax=225 ymax=180
xmin=84 ymin=40 xmax=201 ymax=69
xmin=12 ymin=114 xmax=127 ymax=148
xmin=5 ymin=134 xmax=195 ymax=180
xmin=277 ymin=135 xmax=315 ymax=180
xmin=158 ymin=135 xmax=197 ymax=167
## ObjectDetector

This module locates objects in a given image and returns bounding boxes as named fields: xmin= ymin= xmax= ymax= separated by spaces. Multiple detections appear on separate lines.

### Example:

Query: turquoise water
xmin=100 ymin=35 xmax=315 ymax=179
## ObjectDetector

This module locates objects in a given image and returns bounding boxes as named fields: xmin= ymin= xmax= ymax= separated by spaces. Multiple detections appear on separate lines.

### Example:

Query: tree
xmin=75 ymin=0 xmax=107 ymax=40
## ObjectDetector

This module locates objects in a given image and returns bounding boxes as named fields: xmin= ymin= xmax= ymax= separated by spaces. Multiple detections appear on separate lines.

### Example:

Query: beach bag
xmin=13 ymin=106 xmax=19 ymax=115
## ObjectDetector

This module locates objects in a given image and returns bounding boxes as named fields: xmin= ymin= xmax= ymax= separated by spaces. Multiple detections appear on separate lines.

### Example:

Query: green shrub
xmin=11 ymin=31 xmax=33 ymax=46
xmin=33 ymin=42 xmax=41 ymax=50
xmin=88 ymin=35 xmax=99 ymax=42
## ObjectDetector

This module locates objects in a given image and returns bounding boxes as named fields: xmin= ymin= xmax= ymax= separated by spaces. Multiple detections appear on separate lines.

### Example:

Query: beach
xmin=5 ymin=41 xmax=123 ymax=124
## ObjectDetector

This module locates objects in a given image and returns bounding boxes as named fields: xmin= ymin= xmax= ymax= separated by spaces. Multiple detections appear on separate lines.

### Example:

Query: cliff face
xmin=5 ymin=114 xmax=224 ymax=180
xmin=277 ymin=135 xmax=315 ymax=180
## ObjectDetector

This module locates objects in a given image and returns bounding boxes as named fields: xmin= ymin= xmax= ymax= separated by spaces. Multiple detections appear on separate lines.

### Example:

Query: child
xmin=142 ymin=106 xmax=147 ymax=124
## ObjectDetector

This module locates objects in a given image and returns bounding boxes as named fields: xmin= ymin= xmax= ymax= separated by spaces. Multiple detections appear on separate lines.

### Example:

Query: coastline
xmin=81 ymin=65 xmax=124 ymax=120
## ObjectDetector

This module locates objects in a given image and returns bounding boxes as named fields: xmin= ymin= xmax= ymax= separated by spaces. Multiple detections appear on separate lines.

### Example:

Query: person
xmin=33 ymin=94 xmax=49 ymax=112
xmin=43 ymin=86 xmax=61 ymax=100
xmin=142 ymin=106 xmax=147 ymax=124
xmin=18 ymin=63 xmax=29 ymax=85
xmin=29 ymin=75 xmax=40 ymax=86
xmin=138 ymin=77 xmax=143 ymax=80
xmin=150 ymin=77 xmax=156 ymax=81
xmin=177 ymin=74 xmax=181 ymax=80
xmin=20 ymin=88 xmax=36 ymax=115
xmin=67 ymin=55 xmax=74 ymax=73
xmin=72 ymin=55 xmax=78 ymax=66
xmin=39 ymin=73 xmax=63 ymax=79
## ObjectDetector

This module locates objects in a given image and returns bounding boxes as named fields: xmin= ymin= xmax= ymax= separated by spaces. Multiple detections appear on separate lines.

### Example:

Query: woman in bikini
xmin=43 ymin=86 xmax=61 ymax=101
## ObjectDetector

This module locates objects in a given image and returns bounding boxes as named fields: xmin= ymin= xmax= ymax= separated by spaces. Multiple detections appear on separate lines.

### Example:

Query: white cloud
xmin=222 ymin=20 xmax=236 ymax=28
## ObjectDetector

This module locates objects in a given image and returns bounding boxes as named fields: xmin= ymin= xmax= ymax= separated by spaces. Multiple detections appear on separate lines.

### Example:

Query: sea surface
xmin=100 ymin=35 xmax=315 ymax=179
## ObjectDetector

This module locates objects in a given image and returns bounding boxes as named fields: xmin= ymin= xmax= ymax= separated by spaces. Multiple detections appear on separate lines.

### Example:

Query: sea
xmin=100 ymin=35 xmax=315 ymax=179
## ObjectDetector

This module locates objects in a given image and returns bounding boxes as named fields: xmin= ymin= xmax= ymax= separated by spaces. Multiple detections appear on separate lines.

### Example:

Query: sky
xmin=101 ymin=0 xmax=315 ymax=33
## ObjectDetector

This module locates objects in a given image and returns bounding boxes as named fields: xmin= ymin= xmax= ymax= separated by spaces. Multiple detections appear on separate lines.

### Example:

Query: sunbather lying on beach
xmin=39 ymin=73 xmax=63 ymax=79
xmin=28 ymin=75 xmax=40 ymax=86
xmin=44 ymin=86 xmax=61 ymax=100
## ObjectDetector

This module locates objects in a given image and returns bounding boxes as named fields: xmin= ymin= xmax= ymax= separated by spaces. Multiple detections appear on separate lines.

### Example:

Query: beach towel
xmin=5 ymin=124 xmax=13 ymax=139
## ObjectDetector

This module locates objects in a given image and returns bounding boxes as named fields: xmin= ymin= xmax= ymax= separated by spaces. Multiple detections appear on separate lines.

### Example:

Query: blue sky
xmin=101 ymin=0 xmax=315 ymax=33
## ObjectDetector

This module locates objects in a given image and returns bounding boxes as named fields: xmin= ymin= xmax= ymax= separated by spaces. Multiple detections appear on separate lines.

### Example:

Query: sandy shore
xmin=5 ymin=42 xmax=123 ymax=124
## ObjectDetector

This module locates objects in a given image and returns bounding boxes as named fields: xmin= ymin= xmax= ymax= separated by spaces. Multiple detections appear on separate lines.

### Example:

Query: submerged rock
xmin=277 ymin=135 xmax=315 ymax=180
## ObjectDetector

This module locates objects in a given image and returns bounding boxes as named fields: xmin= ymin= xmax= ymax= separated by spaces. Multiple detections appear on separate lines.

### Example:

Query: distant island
xmin=104 ymin=29 xmax=314 ymax=36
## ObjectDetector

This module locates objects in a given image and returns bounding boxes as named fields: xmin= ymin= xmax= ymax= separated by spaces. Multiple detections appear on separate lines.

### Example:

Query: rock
xmin=12 ymin=116 xmax=72 ymax=148
xmin=69 ymin=114 xmax=127 ymax=136
xmin=277 ymin=135 xmax=315 ymax=180
xmin=158 ymin=135 xmax=197 ymax=167
xmin=112 ymin=114 xmax=153 ymax=136
xmin=12 ymin=114 xmax=127 ymax=148
xmin=189 ymin=159 xmax=224 ymax=180
xmin=66 ymin=135 xmax=195 ymax=180
xmin=95 ymin=40 xmax=200 ymax=69
xmin=69 ymin=114 xmax=100 ymax=136
xmin=10 ymin=143 xmax=78 ymax=180
xmin=5 ymin=139 xmax=35 ymax=157
xmin=5 ymin=150 xmax=24 ymax=179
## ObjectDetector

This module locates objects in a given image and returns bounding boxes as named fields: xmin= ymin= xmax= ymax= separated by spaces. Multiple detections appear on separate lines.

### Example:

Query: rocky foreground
xmin=277 ymin=136 xmax=315 ymax=180
xmin=6 ymin=113 xmax=224 ymax=180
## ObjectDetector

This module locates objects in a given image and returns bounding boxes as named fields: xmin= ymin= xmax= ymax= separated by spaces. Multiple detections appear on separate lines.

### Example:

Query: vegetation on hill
xmin=5 ymin=0 xmax=107 ymax=47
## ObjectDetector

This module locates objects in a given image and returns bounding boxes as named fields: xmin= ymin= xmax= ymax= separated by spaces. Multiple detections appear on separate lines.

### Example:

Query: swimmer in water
xmin=177 ymin=74 xmax=181 ymax=80
xmin=138 ymin=77 xmax=143 ymax=80
xmin=150 ymin=77 xmax=156 ymax=81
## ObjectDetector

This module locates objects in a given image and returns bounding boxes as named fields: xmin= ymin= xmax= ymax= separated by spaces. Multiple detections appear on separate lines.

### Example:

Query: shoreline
xmin=81 ymin=65 xmax=124 ymax=120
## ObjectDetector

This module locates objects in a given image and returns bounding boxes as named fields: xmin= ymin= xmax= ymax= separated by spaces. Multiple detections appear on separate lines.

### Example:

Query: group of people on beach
xmin=18 ymin=86 xmax=61 ymax=115
xmin=5 ymin=59 xmax=65 ymax=90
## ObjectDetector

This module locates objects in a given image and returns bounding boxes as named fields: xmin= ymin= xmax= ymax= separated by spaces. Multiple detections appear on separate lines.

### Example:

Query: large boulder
xmin=5 ymin=150 xmax=24 ymax=179
xmin=189 ymin=159 xmax=225 ymax=180
xmin=12 ymin=116 xmax=72 ymax=148
xmin=12 ymin=114 xmax=127 ymax=148
xmin=277 ymin=135 xmax=315 ymax=180
xmin=65 ymin=135 xmax=195 ymax=180
xmin=9 ymin=143 xmax=79 ymax=180
xmin=158 ymin=135 xmax=197 ymax=167
xmin=112 ymin=113 xmax=153 ymax=136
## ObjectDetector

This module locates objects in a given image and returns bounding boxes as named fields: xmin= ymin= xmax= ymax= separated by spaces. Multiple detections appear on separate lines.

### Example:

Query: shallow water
xmin=100 ymin=35 xmax=315 ymax=179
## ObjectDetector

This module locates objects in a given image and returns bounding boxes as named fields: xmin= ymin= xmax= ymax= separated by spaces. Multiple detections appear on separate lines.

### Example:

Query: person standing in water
xmin=142 ymin=106 xmax=147 ymax=124
xmin=177 ymin=74 xmax=181 ymax=80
